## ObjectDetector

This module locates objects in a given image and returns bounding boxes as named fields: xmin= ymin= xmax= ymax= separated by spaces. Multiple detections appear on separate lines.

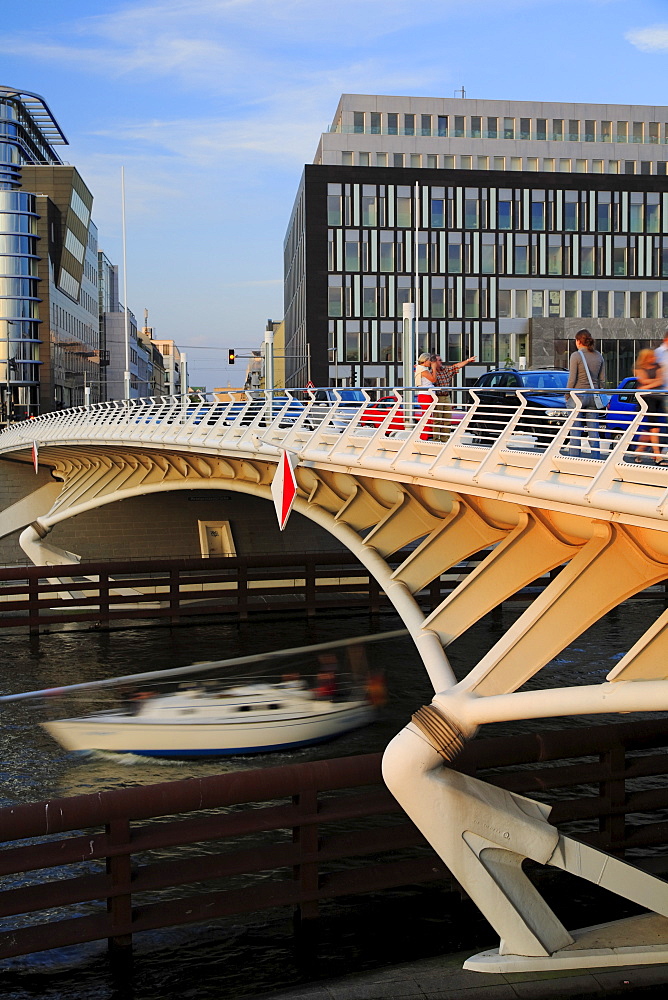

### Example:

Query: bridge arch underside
xmin=13 ymin=442 xmax=668 ymax=697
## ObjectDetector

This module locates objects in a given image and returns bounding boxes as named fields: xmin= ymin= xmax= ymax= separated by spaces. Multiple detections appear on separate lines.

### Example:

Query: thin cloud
xmin=626 ymin=25 xmax=668 ymax=52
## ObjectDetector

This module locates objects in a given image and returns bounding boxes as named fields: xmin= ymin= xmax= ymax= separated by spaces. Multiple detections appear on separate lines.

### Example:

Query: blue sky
xmin=5 ymin=0 xmax=668 ymax=389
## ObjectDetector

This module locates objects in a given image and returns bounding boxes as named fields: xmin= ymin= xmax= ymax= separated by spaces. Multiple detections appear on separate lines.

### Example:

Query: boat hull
xmin=42 ymin=702 xmax=375 ymax=757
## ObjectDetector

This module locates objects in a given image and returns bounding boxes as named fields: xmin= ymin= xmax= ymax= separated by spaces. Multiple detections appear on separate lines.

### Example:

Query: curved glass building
xmin=0 ymin=86 xmax=66 ymax=422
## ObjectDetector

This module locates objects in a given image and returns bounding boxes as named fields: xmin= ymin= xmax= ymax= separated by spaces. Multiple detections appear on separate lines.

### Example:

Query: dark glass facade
xmin=284 ymin=165 xmax=668 ymax=388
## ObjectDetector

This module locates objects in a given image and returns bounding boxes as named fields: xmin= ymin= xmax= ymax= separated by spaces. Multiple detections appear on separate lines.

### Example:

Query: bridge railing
xmin=2 ymin=388 xmax=668 ymax=517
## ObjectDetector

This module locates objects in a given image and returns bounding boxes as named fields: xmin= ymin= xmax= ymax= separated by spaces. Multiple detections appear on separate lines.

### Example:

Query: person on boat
xmin=314 ymin=670 xmax=337 ymax=700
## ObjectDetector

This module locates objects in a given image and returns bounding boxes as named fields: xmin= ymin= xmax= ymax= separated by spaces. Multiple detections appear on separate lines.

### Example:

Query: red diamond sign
xmin=271 ymin=450 xmax=298 ymax=531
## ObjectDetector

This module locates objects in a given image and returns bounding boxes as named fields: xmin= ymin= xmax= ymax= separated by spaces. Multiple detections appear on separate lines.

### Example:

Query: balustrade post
xmin=106 ymin=817 xmax=133 ymax=959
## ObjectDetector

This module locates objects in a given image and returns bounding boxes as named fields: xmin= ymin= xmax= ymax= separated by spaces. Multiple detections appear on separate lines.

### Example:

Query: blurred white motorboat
xmin=41 ymin=680 xmax=376 ymax=757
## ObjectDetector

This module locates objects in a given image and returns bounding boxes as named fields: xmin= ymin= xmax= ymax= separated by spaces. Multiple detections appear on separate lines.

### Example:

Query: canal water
xmin=0 ymin=600 xmax=665 ymax=999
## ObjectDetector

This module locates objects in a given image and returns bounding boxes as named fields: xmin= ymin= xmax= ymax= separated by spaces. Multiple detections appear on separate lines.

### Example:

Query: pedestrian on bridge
xmin=566 ymin=330 xmax=605 ymax=460
xmin=431 ymin=352 xmax=476 ymax=440
xmin=633 ymin=348 xmax=667 ymax=464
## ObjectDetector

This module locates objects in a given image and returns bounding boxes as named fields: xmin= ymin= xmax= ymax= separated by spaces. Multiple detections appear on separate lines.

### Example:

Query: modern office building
xmin=284 ymin=95 xmax=668 ymax=388
xmin=0 ymin=87 xmax=103 ymax=421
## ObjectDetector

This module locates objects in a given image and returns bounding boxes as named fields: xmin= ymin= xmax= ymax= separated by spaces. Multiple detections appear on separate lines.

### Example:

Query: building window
xmin=481 ymin=240 xmax=496 ymax=273
xmin=633 ymin=121 xmax=644 ymax=144
xmin=342 ymin=151 xmax=353 ymax=165
xmin=471 ymin=116 xmax=482 ymax=138
xmin=370 ymin=112 xmax=381 ymax=134
xmin=362 ymin=279 xmax=377 ymax=317
xmin=498 ymin=289 xmax=511 ymax=317
xmin=421 ymin=114 xmax=432 ymax=136
xmin=565 ymin=290 xmax=578 ymax=317
xmin=454 ymin=115 xmax=465 ymax=137
xmin=650 ymin=122 xmax=660 ymax=144
xmin=437 ymin=115 xmax=448 ymax=137
xmin=444 ymin=155 xmax=455 ymax=169
xmin=613 ymin=245 xmax=627 ymax=276
xmin=568 ymin=120 xmax=580 ymax=141
xmin=515 ymin=241 xmax=529 ymax=274
xmin=510 ymin=157 xmax=522 ymax=171
xmin=410 ymin=154 xmax=422 ymax=168
xmin=504 ymin=117 xmax=515 ymax=140
xmin=559 ymin=158 xmax=571 ymax=172
xmin=547 ymin=240 xmax=562 ymax=275
xmin=376 ymin=152 xmax=388 ymax=167
xmin=597 ymin=291 xmax=609 ymax=318
xmin=629 ymin=199 xmax=644 ymax=233
xmin=630 ymin=291 xmax=641 ymax=317
xmin=658 ymin=162 xmax=668 ymax=176
xmin=593 ymin=159 xmax=604 ymax=173
xmin=647 ymin=291 xmax=659 ymax=318
xmin=327 ymin=190 xmax=342 ymax=225
xmin=396 ymin=196 xmax=412 ymax=227
xmin=548 ymin=290 xmax=561 ymax=316
xmin=353 ymin=112 xmax=365 ymax=134
xmin=359 ymin=152 xmax=370 ymax=167
xmin=601 ymin=121 xmax=612 ymax=142
xmin=379 ymin=233 xmax=394 ymax=271
xmin=498 ymin=195 xmax=512 ymax=229
xmin=345 ymin=238 xmax=360 ymax=271
xmin=553 ymin=119 xmax=563 ymax=141
xmin=464 ymin=288 xmax=479 ymax=317
xmin=581 ymin=241 xmax=595 ymax=275
xmin=448 ymin=240 xmax=463 ymax=273
xmin=564 ymin=193 xmax=579 ymax=231
xmin=487 ymin=117 xmax=498 ymax=139
xmin=613 ymin=291 xmax=625 ymax=317
xmin=431 ymin=198 xmax=445 ymax=227
xmin=426 ymin=154 xmax=438 ymax=169
xmin=648 ymin=195 xmax=660 ymax=233
xmin=543 ymin=158 xmax=555 ymax=171
xmin=404 ymin=114 xmax=415 ymax=136
xmin=641 ymin=161 xmax=652 ymax=175
xmin=328 ymin=279 xmax=343 ymax=317
xmin=494 ymin=156 xmax=505 ymax=170
xmin=461 ymin=154 xmax=472 ymax=169
xmin=531 ymin=290 xmax=544 ymax=317
xmin=581 ymin=290 xmax=593 ymax=317
xmin=519 ymin=118 xmax=530 ymax=140
xmin=536 ymin=118 xmax=547 ymax=141
xmin=527 ymin=157 xmax=539 ymax=171
xmin=608 ymin=160 xmax=620 ymax=173
xmin=362 ymin=192 xmax=377 ymax=226
xmin=345 ymin=327 xmax=360 ymax=361
xmin=431 ymin=278 xmax=446 ymax=318
xmin=393 ymin=152 xmax=404 ymax=168
xmin=624 ymin=160 xmax=636 ymax=174
xmin=531 ymin=193 xmax=545 ymax=231
xmin=617 ymin=121 xmax=628 ymax=142
xmin=465 ymin=195 xmax=479 ymax=228
xmin=584 ymin=120 xmax=595 ymax=142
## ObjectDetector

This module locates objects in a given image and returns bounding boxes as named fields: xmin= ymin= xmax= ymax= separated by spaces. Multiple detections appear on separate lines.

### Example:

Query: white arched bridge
xmin=3 ymin=386 xmax=668 ymax=974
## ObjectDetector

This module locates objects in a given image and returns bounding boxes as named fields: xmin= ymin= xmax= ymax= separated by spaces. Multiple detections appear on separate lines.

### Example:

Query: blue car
xmin=605 ymin=377 xmax=667 ymax=440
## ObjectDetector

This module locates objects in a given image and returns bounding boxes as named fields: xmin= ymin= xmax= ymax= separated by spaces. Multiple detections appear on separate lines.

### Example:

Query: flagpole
xmin=121 ymin=167 xmax=131 ymax=402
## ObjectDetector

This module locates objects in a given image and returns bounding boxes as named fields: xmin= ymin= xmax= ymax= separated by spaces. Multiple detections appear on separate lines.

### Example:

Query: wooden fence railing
xmin=2 ymin=716 xmax=668 ymax=961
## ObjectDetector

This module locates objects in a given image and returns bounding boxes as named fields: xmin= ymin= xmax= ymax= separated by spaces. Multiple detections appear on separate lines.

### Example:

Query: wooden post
xmin=599 ymin=745 xmax=627 ymax=857
xmin=292 ymin=788 xmax=319 ymax=931
xmin=106 ymin=817 xmax=133 ymax=960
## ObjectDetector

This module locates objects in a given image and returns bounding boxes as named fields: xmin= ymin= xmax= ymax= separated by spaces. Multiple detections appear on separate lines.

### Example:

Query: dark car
xmin=471 ymin=368 xmax=569 ymax=443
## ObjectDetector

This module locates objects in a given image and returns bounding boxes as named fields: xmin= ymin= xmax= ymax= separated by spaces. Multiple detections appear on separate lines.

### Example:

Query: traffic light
xmin=228 ymin=349 xmax=235 ymax=365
